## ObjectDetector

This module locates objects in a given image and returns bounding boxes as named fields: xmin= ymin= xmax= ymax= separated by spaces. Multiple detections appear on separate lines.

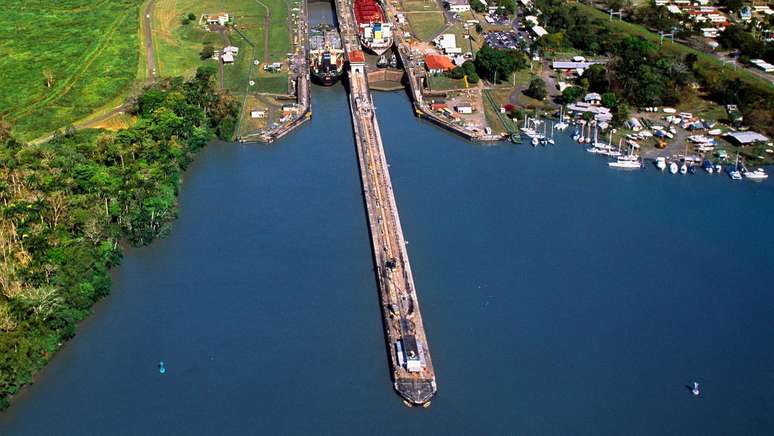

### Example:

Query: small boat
xmin=608 ymin=155 xmax=641 ymax=169
xmin=669 ymin=162 xmax=679 ymax=174
xmin=688 ymin=164 xmax=696 ymax=174
xmin=728 ymin=152 xmax=743 ymax=180
xmin=703 ymin=160 xmax=714 ymax=174
xmin=376 ymin=55 xmax=388 ymax=68
xmin=655 ymin=157 xmax=667 ymax=171
xmin=715 ymin=163 xmax=722 ymax=173
xmin=159 ymin=361 xmax=166 ymax=374
xmin=531 ymin=136 xmax=539 ymax=146
xmin=680 ymin=163 xmax=688 ymax=175
xmin=548 ymin=122 xmax=555 ymax=144
xmin=744 ymin=168 xmax=769 ymax=180
xmin=389 ymin=53 xmax=398 ymax=68
xmin=692 ymin=382 xmax=700 ymax=396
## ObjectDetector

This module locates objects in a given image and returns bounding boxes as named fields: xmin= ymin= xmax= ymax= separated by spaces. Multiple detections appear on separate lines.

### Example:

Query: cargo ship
xmin=309 ymin=24 xmax=345 ymax=86
xmin=353 ymin=0 xmax=393 ymax=55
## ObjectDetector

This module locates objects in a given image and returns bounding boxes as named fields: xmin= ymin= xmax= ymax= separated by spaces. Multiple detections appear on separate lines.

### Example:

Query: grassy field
xmin=406 ymin=12 xmax=446 ymax=41
xmin=152 ymin=0 xmax=292 ymax=84
xmin=0 ymin=0 xmax=141 ymax=141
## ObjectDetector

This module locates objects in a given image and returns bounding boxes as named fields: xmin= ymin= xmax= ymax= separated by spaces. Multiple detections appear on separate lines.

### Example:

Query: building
xmin=456 ymin=105 xmax=473 ymax=114
xmin=552 ymin=60 xmax=604 ymax=78
xmin=435 ymin=33 xmax=458 ymax=53
xmin=250 ymin=110 xmax=266 ymax=119
xmin=206 ymin=12 xmax=230 ymax=26
xmin=751 ymin=59 xmax=774 ymax=73
xmin=349 ymin=50 xmax=366 ymax=74
xmin=584 ymin=92 xmax=601 ymax=105
xmin=445 ymin=0 xmax=470 ymax=13
xmin=531 ymin=25 xmax=548 ymax=38
xmin=424 ymin=54 xmax=455 ymax=73
xmin=726 ymin=131 xmax=769 ymax=145
xmin=221 ymin=52 xmax=234 ymax=64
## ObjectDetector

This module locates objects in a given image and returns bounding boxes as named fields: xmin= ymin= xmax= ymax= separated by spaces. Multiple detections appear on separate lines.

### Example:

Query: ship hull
xmin=311 ymin=69 xmax=343 ymax=86
xmin=362 ymin=39 xmax=393 ymax=56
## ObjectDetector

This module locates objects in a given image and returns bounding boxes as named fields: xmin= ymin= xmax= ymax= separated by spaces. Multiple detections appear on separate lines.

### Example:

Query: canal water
xmin=3 ymin=7 xmax=774 ymax=435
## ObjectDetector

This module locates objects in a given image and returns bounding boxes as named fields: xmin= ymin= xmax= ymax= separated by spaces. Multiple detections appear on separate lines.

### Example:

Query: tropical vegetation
xmin=0 ymin=67 xmax=239 ymax=409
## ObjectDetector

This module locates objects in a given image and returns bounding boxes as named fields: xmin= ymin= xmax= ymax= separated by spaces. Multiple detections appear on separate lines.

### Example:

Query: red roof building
xmin=424 ymin=54 xmax=455 ymax=73
xmin=349 ymin=50 xmax=366 ymax=63
xmin=431 ymin=103 xmax=448 ymax=111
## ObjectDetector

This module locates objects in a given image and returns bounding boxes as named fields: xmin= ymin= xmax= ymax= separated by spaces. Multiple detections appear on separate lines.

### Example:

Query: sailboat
xmin=608 ymin=141 xmax=642 ymax=169
xmin=692 ymin=382 xmax=700 ymax=396
xmin=548 ymin=122 xmax=555 ymax=144
xmin=728 ymin=152 xmax=742 ymax=180
xmin=555 ymin=106 xmax=569 ymax=131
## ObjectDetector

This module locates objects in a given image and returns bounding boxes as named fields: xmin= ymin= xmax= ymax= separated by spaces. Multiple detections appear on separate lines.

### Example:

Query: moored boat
xmin=655 ymin=157 xmax=667 ymax=171
xmin=354 ymin=0 xmax=393 ymax=55
xmin=309 ymin=24 xmax=345 ymax=86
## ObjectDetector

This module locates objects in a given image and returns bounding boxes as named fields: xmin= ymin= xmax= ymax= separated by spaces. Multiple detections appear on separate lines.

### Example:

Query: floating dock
xmin=334 ymin=0 xmax=437 ymax=406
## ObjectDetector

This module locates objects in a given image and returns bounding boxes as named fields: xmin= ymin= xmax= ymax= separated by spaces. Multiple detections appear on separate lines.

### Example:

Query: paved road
xmin=143 ymin=0 xmax=157 ymax=80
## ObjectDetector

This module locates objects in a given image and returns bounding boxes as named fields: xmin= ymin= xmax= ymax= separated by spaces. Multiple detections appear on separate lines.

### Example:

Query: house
xmin=531 ymin=25 xmax=548 ymax=38
xmin=424 ymin=54 xmax=455 ymax=73
xmin=223 ymin=46 xmax=239 ymax=55
xmin=525 ymin=15 xmax=539 ymax=26
xmin=726 ymin=131 xmax=769 ymax=145
xmin=456 ymin=105 xmax=474 ymax=114
xmin=431 ymin=103 xmax=448 ymax=111
xmin=445 ymin=0 xmax=470 ymax=13
xmin=751 ymin=59 xmax=774 ymax=73
xmin=221 ymin=52 xmax=234 ymax=64
xmin=584 ymin=92 xmax=601 ymax=105
xmin=666 ymin=5 xmax=681 ymax=15
xmin=626 ymin=118 xmax=642 ymax=131
xmin=206 ymin=12 xmax=230 ymax=26
xmin=552 ymin=60 xmax=603 ymax=78
xmin=250 ymin=110 xmax=266 ymax=119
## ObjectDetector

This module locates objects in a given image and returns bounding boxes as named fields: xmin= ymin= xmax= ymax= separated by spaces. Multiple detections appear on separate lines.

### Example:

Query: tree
xmin=561 ymin=86 xmax=582 ymax=104
xmin=187 ymin=12 xmax=196 ymax=21
xmin=719 ymin=0 xmax=744 ymax=12
xmin=496 ymin=0 xmax=516 ymax=15
xmin=526 ymin=76 xmax=547 ymax=100
xmin=200 ymin=44 xmax=215 ymax=60
xmin=475 ymin=44 xmax=525 ymax=83
xmin=471 ymin=0 xmax=487 ymax=13
xmin=581 ymin=64 xmax=609 ymax=93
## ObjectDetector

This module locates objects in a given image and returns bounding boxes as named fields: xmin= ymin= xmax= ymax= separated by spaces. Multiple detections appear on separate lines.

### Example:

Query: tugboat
xmin=309 ymin=24 xmax=345 ymax=86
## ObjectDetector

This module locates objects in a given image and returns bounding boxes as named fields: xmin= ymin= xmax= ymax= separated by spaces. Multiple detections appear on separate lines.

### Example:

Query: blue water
xmin=1 ymin=86 xmax=773 ymax=435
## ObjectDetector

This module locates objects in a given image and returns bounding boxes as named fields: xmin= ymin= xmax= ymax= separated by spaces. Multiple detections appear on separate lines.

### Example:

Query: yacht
xmin=548 ymin=122 xmax=555 ymax=144
xmin=680 ymin=163 xmax=688 ymax=175
xmin=703 ymin=160 xmax=714 ymax=174
xmin=608 ymin=155 xmax=642 ymax=169
xmin=744 ymin=168 xmax=769 ymax=180
xmin=669 ymin=162 xmax=679 ymax=174
xmin=655 ymin=157 xmax=667 ymax=171
xmin=531 ymin=136 xmax=539 ymax=146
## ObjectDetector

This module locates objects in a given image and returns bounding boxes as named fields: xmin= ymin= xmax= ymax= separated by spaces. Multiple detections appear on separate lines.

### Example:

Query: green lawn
xmin=427 ymin=75 xmax=467 ymax=91
xmin=406 ymin=12 xmax=446 ymax=41
xmin=0 ymin=0 xmax=141 ymax=141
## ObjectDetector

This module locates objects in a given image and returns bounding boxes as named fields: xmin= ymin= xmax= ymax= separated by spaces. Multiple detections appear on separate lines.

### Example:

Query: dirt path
xmin=255 ymin=0 xmax=271 ymax=65
xmin=143 ymin=0 xmax=158 ymax=80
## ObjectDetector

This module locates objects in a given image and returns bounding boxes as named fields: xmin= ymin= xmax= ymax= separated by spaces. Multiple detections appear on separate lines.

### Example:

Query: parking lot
xmin=483 ymin=31 xmax=521 ymax=50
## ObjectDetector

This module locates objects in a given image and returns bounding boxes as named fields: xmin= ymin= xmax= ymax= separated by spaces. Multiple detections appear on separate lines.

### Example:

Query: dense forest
xmin=0 ymin=66 xmax=239 ymax=409
xmin=535 ymin=0 xmax=774 ymax=135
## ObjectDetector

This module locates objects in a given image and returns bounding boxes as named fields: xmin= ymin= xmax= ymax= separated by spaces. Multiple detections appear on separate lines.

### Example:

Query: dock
xmin=334 ymin=0 xmax=437 ymax=406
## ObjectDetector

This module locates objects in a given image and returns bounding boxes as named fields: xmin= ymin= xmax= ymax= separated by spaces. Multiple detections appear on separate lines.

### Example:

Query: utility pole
xmin=658 ymin=31 xmax=674 ymax=46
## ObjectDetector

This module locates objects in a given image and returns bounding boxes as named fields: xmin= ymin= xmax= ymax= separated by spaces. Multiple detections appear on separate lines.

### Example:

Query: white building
xmin=206 ymin=12 xmax=230 ymax=26
xmin=531 ymin=25 xmax=548 ymax=38
xmin=436 ymin=33 xmax=457 ymax=51
xmin=445 ymin=0 xmax=470 ymax=13
xmin=456 ymin=105 xmax=474 ymax=114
